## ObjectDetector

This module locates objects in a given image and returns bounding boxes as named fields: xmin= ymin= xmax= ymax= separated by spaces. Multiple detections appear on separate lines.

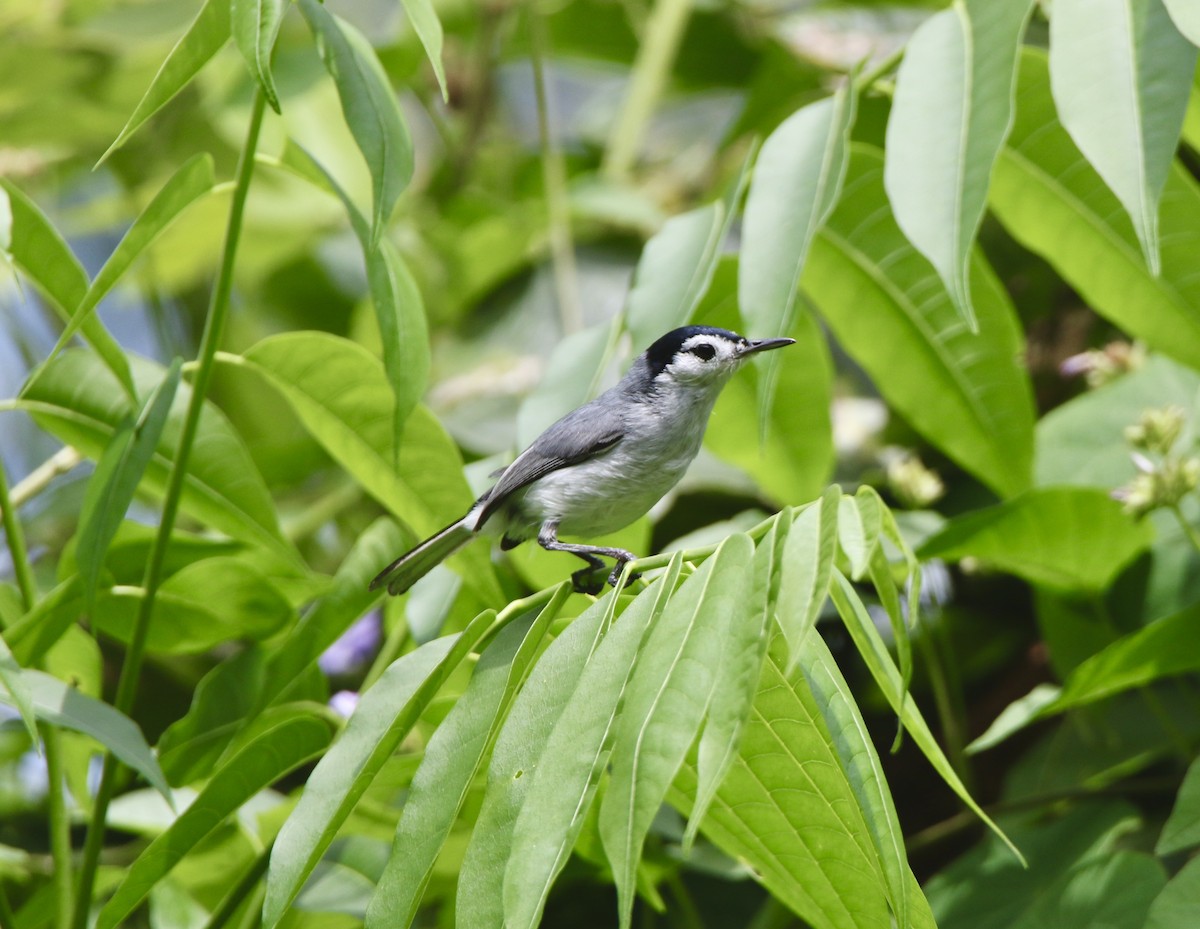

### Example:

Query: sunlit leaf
xmin=994 ymin=50 xmax=1200 ymax=371
xmin=96 ymin=716 xmax=333 ymax=929
xmin=918 ymin=487 xmax=1154 ymax=593
xmin=838 ymin=488 xmax=881 ymax=581
xmin=502 ymin=565 xmax=680 ymax=929
xmin=600 ymin=534 xmax=754 ymax=929
xmin=1145 ymin=856 xmax=1200 ymax=929
xmin=799 ymin=629 xmax=909 ymax=929
xmin=298 ymin=0 xmax=413 ymax=247
xmin=0 ymin=669 xmax=171 ymax=802
xmin=0 ymin=180 xmax=133 ymax=397
xmin=1049 ymin=0 xmax=1196 ymax=272
xmin=967 ymin=683 xmax=1062 ymax=754
xmin=100 ymin=0 xmax=232 ymax=161
xmin=75 ymin=359 xmax=181 ymax=611
xmin=16 ymin=351 xmax=296 ymax=566
xmin=366 ymin=593 xmax=562 ymax=929
xmin=0 ymin=631 xmax=38 ymax=745
xmin=776 ymin=486 xmax=838 ymax=665
xmin=1157 ymin=757 xmax=1200 ymax=854
xmin=1163 ymin=0 xmax=1200 ymax=44
xmin=806 ymin=145 xmax=1035 ymax=498
xmin=399 ymin=0 xmax=449 ymax=100
xmin=232 ymin=0 xmax=286 ymax=113
xmin=741 ymin=82 xmax=856 ymax=416
xmin=829 ymin=571 xmax=1023 ymax=863
xmin=456 ymin=594 xmax=613 ymax=929
xmin=262 ymin=611 xmax=494 ymax=929
xmin=233 ymin=332 xmax=499 ymax=602
xmin=885 ymin=0 xmax=1033 ymax=327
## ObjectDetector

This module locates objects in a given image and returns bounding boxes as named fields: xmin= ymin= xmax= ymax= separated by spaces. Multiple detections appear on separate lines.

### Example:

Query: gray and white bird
xmin=369 ymin=325 xmax=794 ymax=595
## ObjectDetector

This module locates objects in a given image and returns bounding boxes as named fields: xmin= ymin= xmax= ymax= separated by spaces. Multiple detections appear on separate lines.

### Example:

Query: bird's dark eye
xmin=688 ymin=343 xmax=716 ymax=361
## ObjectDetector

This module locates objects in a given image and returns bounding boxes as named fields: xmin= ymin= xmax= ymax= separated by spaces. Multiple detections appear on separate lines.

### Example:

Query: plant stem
xmin=71 ymin=88 xmax=269 ymax=929
xmin=44 ymin=726 xmax=73 ymax=929
xmin=203 ymin=844 xmax=271 ymax=929
xmin=0 ymin=454 xmax=38 ymax=607
xmin=857 ymin=43 xmax=905 ymax=91
xmin=528 ymin=5 xmax=584 ymax=335
xmin=1170 ymin=502 xmax=1200 ymax=557
xmin=602 ymin=0 xmax=693 ymax=182
xmin=5 ymin=447 xmax=83 ymax=514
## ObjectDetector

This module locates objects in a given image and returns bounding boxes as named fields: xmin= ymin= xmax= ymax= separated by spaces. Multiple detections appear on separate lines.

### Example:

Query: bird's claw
xmin=571 ymin=567 xmax=605 ymax=596
xmin=608 ymin=564 xmax=641 ymax=589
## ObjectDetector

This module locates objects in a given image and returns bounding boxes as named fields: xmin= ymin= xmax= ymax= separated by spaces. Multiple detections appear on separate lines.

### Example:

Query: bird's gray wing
xmin=476 ymin=400 xmax=625 ymax=526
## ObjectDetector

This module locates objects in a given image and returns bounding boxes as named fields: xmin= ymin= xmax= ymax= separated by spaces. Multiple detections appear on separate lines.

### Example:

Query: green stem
xmin=71 ymin=88 xmax=269 ymax=929
xmin=1170 ymin=502 xmax=1200 ymax=557
xmin=602 ymin=0 xmax=693 ymax=182
xmin=45 ymin=726 xmax=73 ymax=929
xmin=0 ymin=454 xmax=38 ymax=608
xmin=5 ymin=447 xmax=83 ymax=515
xmin=914 ymin=616 xmax=971 ymax=787
xmin=857 ymin=43 xmax=905 ymax=91
xmin=528 ymin=5 xmax=584 ymax=335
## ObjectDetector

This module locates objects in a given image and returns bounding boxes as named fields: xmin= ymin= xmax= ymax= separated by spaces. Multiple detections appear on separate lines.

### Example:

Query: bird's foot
xmin=571 ymin=566 xmax=606 ymax=596
xmin=607 ymin=561 xmax=641 ymax=589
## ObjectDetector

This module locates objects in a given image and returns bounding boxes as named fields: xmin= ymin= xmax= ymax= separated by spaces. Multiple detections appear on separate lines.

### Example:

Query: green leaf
xmin=1 ymin=669 xmax=171 ymax=802
xmin=799 ymin=630 xmax=909 ymax=929
xmin=829 ymin=571 xmax=1023 ymax=863
xmin=232 ymin=0 xmax=286 ymax=113
xmin=298 ymin=0 xmax=413 ymax=247
xmin=233 ymin=332 xmax=499 ymax=602
xmin=399 ymin=0 xmax=449 ymax=100
xmin=1164 ymin=0 xmax=1200 ymax=44
xmin=100 ymin=0 xmax=232 ymax=161
xmin=600 ymin=534 xmax=755 ymax=929
xmin=0 ymin=630 xmax=38 ymax=746
xmin=967 ymin=683 xmax=1062 ymax=754
xmin=686 ymin=521 xmax=788 ymax=851
xmin=885 ymin=0 xmax=1033 ymax=327
xmin=32 ymin=155 xmax=217 ymax=383
xmin=918 ymin=487 xmax=1154 ymax=593
xmin=516 ymin=320 xmax=615 ymax=449
xmin=365 ymin=598 xmax=560 ymax=929
xmin=776 ymin=486 xmax=839 ymax=665
xmin=625 ymin=202 xmax=726 ymax=353
xmin=262 ymin=610 xmax=494 ymax=929
xmin=456 ymin=594 xmax=613 ymax=929
xmin=502 ymin=562 xmax=681 ymax=929
xmin=994 ymin=49 xmax=1200 ymax=371
xmin=75 ymin=359 xmax=182 ymax=611
xmin=1049 ymin=0 xmax=1197 ymax=273
xmin=92 ymin=557 xmax=294 ymax=654
xmin=96 ymin=716 xmax=333 ymax=929
xmin=670 ymin=631 xmax=895 ymax=929
xmin=925 ymin=802 xmax=1162 ymax=929
xmin=806 ymin=145 xmax=1035 ymax=498
xmin=1145 ymin=856 xmax=1200 ymax=929
xmin=0 ymin=185 xmax=11 ymax=263
xmin=741 ymin=82 xmax=856 ymax=415
xmin=1158 ymin=757 xmax=1200 ymax=854
xmin=704 ymin=290 xmax=835 ymax=504
xmin=16 ymin=351 xmax=296 ymax=566
xmin=838 ymin=488 xmax=882 ymax=581
xmin=0 ymin=180 xmax=133 ymax=397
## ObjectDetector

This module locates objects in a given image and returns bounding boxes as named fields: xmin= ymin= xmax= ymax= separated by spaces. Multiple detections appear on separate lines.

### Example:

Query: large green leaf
xmin=0 ymin=180 xmax=133 ymax=397
xmin=0 ymin=669 xmax=171 ymax=802
xmin=806 ymin=145 xmax=1035 ymax=498
xmin=1049 ymin=0 xmax=1196 ymax=272
xmin=262 ymin=611 xmax=494 ymax=929
xmin=75 ymin=359 xmax=181 ymax=610
xmin=100 ymin=0 xmax=231 ymax=160
xmin=14 ymin=351 xmax=295 ymax=565
xmin=456 ymin=594 xmax=613 ymax=929
xmin=502 ymin=564 xmax=680 ymax=929
xmin=96 ymin=715 xmax=333 ymax=929
xmin=365 ymin=597 xmax=560 ymax=929
xmin=232 ymin=0 xmax=286 ymax=113
xmin=740 ymin=82 xmax=856 ymax=414
xmin=600 ymin=534 xmax=754 ymax=928
xmin=670 ymin=632 xmax=893 ymax=929
xmin=919 ymin=487 xmax=1154 ymax=593
xmin=885 ymin=0 xmax=1033 ymax=326
xmin=298 ymin=0 xmax=413 ymax=247
xmin=233 ymin=331 xmax=499 ymax=602
xmin=1145 ymin=857 xmax=1200 ymax=929
xmin=993 ymin=50 xmax=1200 ymax=369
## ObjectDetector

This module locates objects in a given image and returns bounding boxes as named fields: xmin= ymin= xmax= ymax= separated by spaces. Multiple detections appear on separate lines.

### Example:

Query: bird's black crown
xmin=643 ymin=325 xmax=744 ymax=377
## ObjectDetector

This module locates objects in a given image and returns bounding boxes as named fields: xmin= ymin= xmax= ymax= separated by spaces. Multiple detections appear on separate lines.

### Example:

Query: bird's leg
xmin=537 ymin=522 xmax=641 ymax=594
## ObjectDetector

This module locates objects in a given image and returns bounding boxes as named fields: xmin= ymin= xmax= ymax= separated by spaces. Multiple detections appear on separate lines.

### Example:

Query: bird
xmin=369 ymin=325 xmax=795 ymax=596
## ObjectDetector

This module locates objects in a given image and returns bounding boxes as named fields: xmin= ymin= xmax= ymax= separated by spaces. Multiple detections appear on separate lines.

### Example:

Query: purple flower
xmin=319 ymin=611 xmax=382 ymax=676
xmin=329 ymin=690 xmax=360 ymax=718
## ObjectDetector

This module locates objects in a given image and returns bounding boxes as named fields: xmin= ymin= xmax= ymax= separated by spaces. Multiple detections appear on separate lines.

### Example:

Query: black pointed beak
xmin=738 ymin=337 xmax=796 ymax=357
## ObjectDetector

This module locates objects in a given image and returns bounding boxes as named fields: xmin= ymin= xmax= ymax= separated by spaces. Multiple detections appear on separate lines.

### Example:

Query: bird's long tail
xmin=368 ymin=515 xmax=476 ymax=596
